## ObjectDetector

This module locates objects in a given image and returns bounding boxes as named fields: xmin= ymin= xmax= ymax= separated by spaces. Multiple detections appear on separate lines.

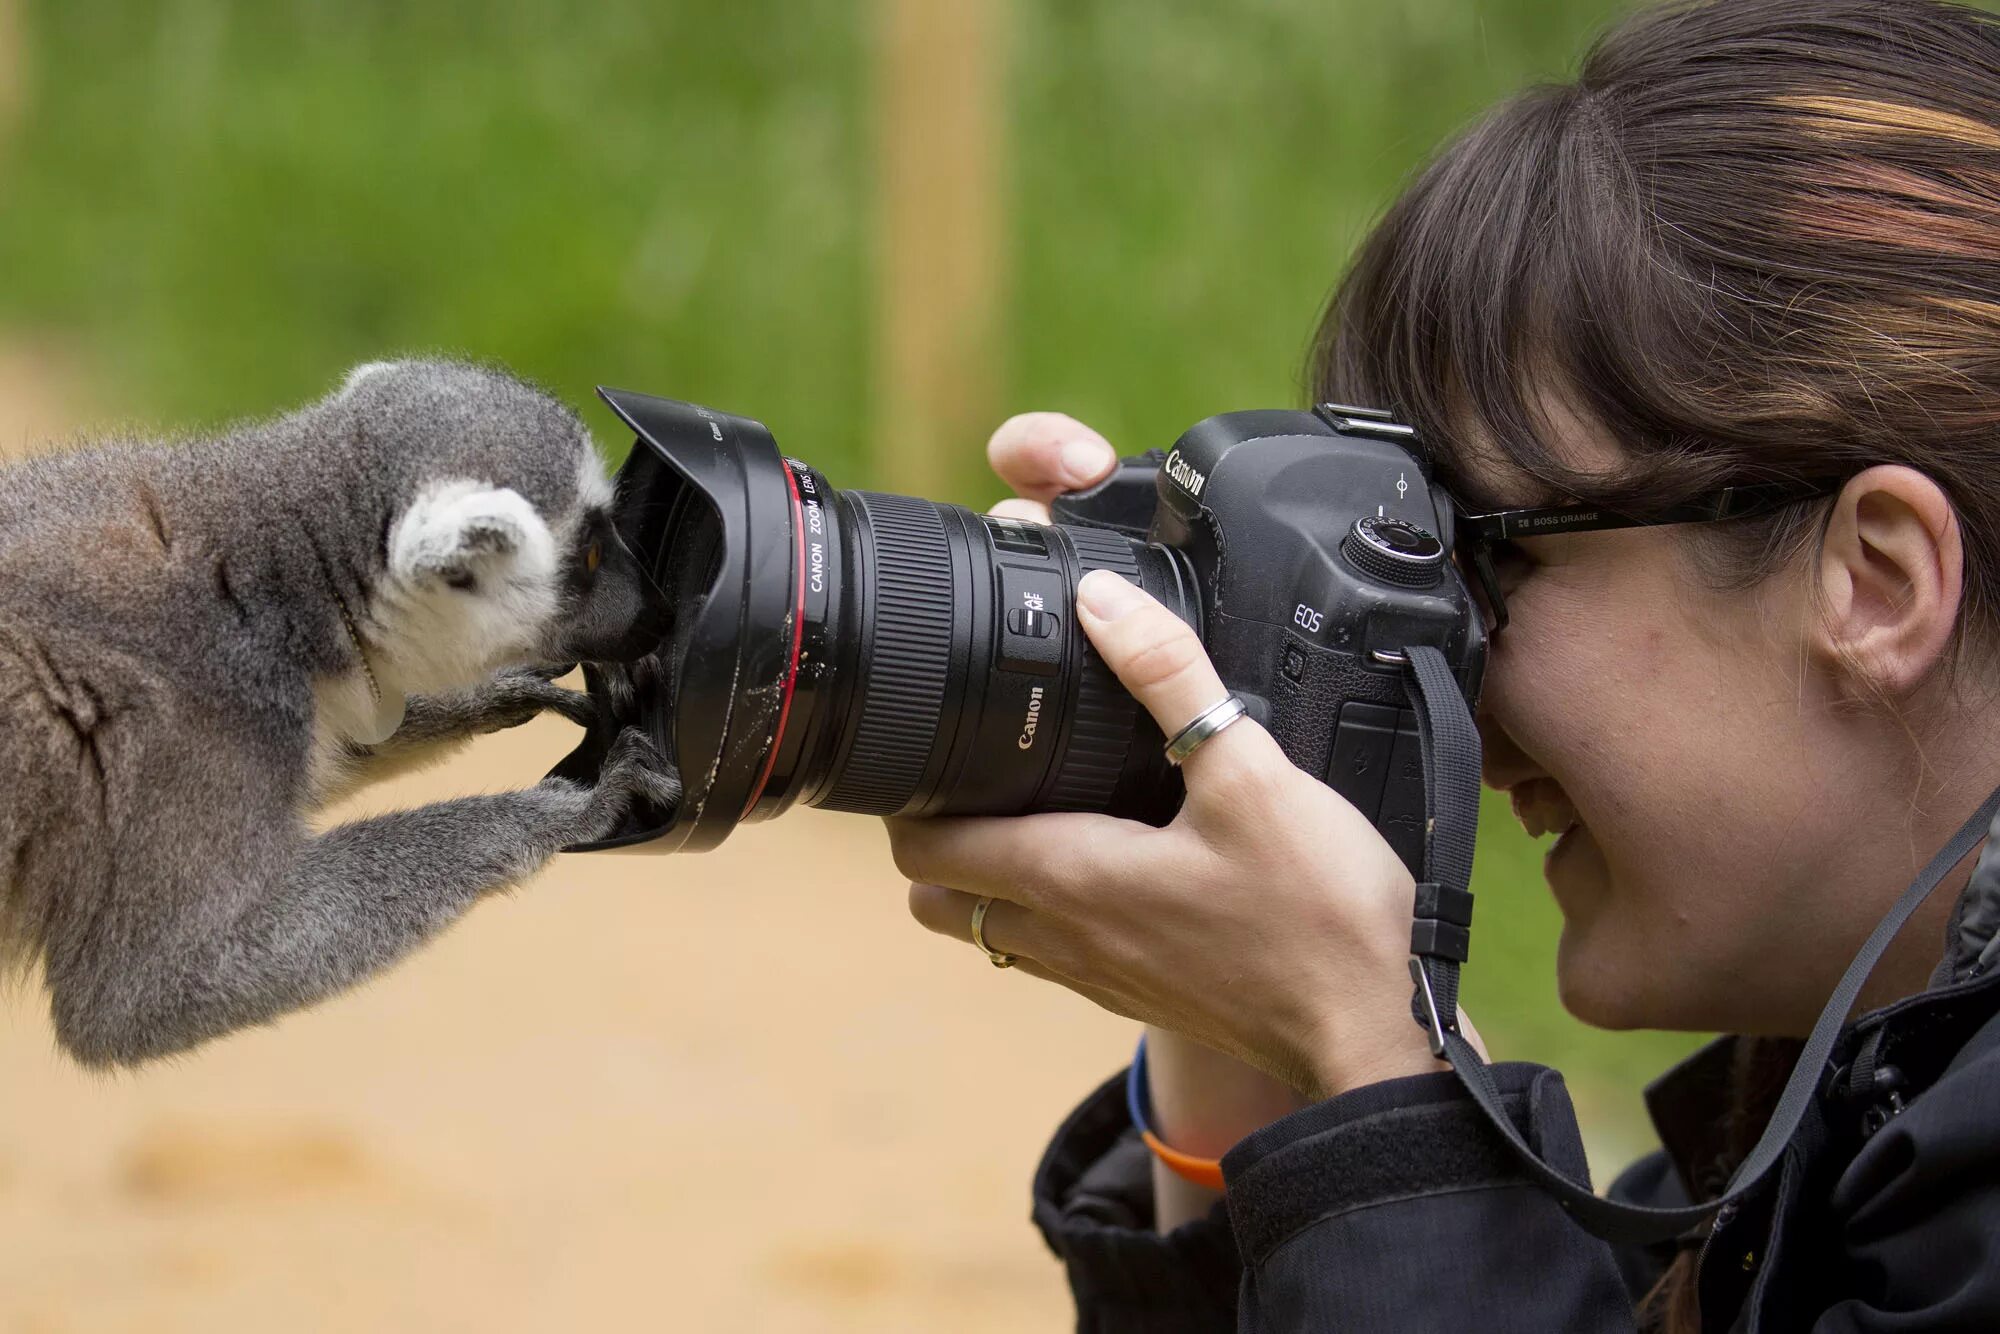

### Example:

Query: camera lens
xmin=557 ymin=390 xmax=1200 ymax=852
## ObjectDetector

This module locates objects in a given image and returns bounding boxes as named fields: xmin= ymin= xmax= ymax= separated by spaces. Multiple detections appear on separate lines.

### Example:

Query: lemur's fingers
xmin=390 ymin=482 xmax=553 ymax=593
xmin=600 ymin=726 xmax=667 ymax=778
xmin=538 ymin=686 xmax=598 ymax=729
xmin=632 ymin=763 xmax=684 ymax=812
xmin=600 ymin=728 xmax=681 ymax=810
xmin=480 ymin=668 xmax=598 ymax=730
xmin=548 ymin=727 xmax=681 ymax=843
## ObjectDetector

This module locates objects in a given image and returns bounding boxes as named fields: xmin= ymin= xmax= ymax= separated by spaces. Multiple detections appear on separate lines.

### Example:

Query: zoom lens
xmin=552 ymin=389 xmax=1199 ymax=852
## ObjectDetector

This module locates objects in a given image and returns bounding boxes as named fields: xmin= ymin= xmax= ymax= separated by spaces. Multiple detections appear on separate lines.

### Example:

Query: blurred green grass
xmin=0 ymin=2 xmax=871 ymax=449
xmin=0 ymin=0 xmax=1722 ymax=1145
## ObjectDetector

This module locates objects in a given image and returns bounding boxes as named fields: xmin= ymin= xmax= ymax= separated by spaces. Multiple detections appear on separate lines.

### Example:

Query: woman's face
xmin=1463 ymin=422 xmax=1897 ymax=1035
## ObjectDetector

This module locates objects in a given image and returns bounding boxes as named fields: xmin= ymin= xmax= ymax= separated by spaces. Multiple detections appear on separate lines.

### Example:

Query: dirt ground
xmin=0 ymin=361 xmax=1129 ymax=1331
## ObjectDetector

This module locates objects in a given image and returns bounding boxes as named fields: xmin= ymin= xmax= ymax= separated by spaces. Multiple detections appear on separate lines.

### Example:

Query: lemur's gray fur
xmin=0 ymin=359 xmax=676 ymax=1067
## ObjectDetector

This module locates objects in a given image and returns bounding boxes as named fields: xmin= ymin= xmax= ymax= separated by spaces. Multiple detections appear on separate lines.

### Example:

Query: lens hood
xmin=550 ymin=388 xmax=801 ymax=852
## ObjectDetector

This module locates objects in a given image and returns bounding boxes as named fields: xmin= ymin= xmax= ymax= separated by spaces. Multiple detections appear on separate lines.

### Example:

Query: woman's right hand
xmin=980 ymin=411 xmax=1314 ymax=1224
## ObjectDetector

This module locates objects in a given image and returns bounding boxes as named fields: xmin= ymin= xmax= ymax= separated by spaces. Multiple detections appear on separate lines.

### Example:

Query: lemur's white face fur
xmin=377 ymin=457 xmax=613 ymax=693
xmin=315 ymin=456 xmax=613 ymax=752
xmin=309 ymin=362 xmax=659 ymax=752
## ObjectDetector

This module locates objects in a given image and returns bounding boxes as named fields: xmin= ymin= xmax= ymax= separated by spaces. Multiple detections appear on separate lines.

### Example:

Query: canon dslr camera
xmin=554 ymin=390 xmax=1487 ymax=870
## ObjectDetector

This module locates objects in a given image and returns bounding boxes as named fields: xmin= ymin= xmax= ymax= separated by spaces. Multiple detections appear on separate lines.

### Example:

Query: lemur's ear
xmin=390 ymin=482 xmax=555 ymax=593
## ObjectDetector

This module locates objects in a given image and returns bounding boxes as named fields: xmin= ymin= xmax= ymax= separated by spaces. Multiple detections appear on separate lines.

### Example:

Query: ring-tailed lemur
xmin=0 ymin=358 xmax=677 ymax=1066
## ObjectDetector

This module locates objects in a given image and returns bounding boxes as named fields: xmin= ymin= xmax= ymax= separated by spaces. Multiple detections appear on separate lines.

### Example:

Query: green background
xmin=0 ymin=0 xmax=1811 ymax=1153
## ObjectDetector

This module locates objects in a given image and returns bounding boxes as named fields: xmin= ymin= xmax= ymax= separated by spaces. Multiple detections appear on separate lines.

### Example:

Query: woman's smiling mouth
xmin=1509 ymin=776 xmax=1581 ymax=840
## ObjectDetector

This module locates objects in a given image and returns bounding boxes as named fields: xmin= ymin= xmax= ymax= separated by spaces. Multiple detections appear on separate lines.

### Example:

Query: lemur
xmin=0 ymin=359 xmax=676 ymax=1066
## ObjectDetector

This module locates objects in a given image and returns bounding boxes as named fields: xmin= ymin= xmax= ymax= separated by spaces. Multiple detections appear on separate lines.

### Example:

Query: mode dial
xmin=1341 ymin=515 xmax=1445 ymax=589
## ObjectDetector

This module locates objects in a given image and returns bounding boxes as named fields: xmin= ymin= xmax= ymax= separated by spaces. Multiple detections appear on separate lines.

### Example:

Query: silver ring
xmin=1164 ymin=694 xmax=1248 ymax=766
xmin=970 ymin=896 xmax=1016 ymax=969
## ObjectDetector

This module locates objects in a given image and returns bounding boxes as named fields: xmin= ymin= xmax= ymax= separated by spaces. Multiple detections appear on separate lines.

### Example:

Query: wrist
xmin=1298 ymin=1008 xmax=1450 ymax=1103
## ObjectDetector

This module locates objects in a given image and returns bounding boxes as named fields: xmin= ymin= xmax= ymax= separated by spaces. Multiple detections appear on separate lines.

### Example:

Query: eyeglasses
xmin=1454 ymin=478 xmax=1845 ymax=632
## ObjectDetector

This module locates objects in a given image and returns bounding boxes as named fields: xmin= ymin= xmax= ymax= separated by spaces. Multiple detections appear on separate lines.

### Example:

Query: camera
xmin=552 ymin=389 xmax=1487 ymax=871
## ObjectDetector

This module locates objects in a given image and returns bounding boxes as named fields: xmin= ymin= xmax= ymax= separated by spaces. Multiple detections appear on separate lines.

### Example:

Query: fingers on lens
xmin=906 ymin=880 xmax=970 ymax=936
xmin=906 ymin=881 xmax=1039 ymax=960
xmin=891 ymin=820 xmax=1047 ymax=903
xmin=1097 ymin=611 xmax=1291 ymax=808
xmin=1120 ymin=617 xmax=1227 ymax=726
xmin=987 ymin=412 xmax=1114 ymax=500
xmin=986 ymin=497 xmax=1052 ymax=524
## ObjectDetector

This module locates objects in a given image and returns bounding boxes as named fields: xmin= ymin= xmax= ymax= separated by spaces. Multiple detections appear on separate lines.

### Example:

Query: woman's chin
xmin=1557 ymin=922 xmax=1725 ymax=1031
xmin=1544 ymin=825 xmax=1723 ymax=1031
xmin=1544 ymin=888 xmax=1656 ymax=1032
xmin=1554 ymin=946 xmax=1653 ymax=1030
xmin=1547 ymin=830 xmax=1654 ymax=1029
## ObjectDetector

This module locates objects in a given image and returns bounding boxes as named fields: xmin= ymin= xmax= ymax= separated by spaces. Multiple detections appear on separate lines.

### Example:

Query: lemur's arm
xmin=33 ymin=693 xmax=679 ymax=1067
xmin=316 ymin=667 xmax=596 ymax=804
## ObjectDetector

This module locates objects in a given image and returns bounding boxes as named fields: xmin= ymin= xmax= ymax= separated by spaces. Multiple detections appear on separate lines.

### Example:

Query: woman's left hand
xmin=892 ymin=568 xmax=1449 ymax=1101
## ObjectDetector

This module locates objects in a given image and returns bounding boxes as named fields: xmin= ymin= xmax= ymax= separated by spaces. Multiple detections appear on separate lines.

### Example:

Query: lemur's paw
xmin=568 ymin=727 xmax=683 ymax=842
xmin=474 ymin=667 xmax=598 ymax=732
xmin=390 ymin=480 xmax=556 ymax=594
xmin=600 ymin=727 xmax=683 ymax=809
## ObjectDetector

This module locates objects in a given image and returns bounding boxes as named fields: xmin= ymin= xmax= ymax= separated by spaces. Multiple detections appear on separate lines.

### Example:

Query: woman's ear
xmin=1813 ymin=465 xmax=1963 ymax=698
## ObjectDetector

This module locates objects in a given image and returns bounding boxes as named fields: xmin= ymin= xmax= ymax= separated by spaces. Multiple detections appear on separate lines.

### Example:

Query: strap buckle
xmin=1409 ymin=957 xmax=1449 ymax=1058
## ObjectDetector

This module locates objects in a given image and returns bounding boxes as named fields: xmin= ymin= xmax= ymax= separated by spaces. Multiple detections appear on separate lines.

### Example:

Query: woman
xmin=887 ymin=0 xmax=2000 ymax=1328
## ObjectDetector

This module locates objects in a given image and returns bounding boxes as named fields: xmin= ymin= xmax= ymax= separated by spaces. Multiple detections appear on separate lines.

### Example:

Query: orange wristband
xmin=1127 ymin=1036 xmax=1227 ymax=1192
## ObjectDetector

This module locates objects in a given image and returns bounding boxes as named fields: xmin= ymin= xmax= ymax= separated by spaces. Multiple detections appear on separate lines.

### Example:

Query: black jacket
xmin=1034 ymin=865 xmax=2000 ymax=1330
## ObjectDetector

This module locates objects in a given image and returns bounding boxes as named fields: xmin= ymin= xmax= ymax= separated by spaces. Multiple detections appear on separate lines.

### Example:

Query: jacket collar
xmin=1644 ymin=1036 xmax=1747 ymax=1203
xmin=1937 ymin=806 xmax=2000 ymax=984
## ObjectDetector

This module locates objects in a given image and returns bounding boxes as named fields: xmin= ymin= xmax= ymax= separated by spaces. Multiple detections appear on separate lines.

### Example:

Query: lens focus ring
xmin=820 ymin=492 xmax=956 ymax=814
xmin=1043 ymin=527 xmax=1147 ymax=811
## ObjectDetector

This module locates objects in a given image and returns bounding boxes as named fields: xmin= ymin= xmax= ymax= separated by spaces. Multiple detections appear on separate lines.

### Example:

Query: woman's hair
xmin=1316 ymin=0 xmax=2000 ymax=660
xmin=1315 ymin=2 xmax=1998 ymax=1326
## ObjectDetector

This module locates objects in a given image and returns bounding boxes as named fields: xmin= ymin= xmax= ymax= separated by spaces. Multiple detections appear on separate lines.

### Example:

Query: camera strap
xmin=1397 ymin=643 xmax=2000 ymax=1246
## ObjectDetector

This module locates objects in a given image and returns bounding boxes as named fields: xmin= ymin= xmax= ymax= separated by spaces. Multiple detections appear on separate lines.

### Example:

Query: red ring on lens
xmin=741 ymin=462 xmax=809 ymax=816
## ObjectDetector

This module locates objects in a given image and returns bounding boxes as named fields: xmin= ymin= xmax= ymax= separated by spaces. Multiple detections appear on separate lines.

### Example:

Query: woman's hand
xmin=890 ymin=413 xmax=1453 ymax=1102
xmin=972 ymin=413 xmax=1311 ymax=1224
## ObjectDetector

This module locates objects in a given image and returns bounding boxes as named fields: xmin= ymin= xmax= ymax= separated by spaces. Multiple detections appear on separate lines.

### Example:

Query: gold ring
xmin=970 ymin=896 xmax=1017 ymax=969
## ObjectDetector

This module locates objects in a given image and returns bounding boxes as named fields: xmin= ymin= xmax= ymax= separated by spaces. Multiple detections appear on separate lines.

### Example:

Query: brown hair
xmin=1315 ymin=0 xmax=2000 ymax=660
xmin=1311 ymin=1 xmax=2000 ymax=1326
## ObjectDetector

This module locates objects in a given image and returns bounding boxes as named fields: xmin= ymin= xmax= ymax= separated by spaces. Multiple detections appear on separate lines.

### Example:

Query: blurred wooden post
xmin=0 ymin=0 xmax=21 ymax=148
xmin=873 ymin=0 xmax=1009 ymax=495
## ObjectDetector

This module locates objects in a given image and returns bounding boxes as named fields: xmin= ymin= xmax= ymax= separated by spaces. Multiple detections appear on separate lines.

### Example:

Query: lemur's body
xmin=0 ymin=360 xmax=672 ymax=1066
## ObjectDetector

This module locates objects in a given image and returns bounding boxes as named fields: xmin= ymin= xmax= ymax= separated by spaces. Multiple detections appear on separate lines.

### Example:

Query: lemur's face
xmin=548 ymin=471 xmax=668 ymax=666
xmin=377 ymin=448 xmax=666 ymax=690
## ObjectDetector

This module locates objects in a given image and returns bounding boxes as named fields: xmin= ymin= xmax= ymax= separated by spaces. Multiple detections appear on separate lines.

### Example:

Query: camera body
xmin=556 ymin=390 xmax=1485 ymax=870
xmin=1050 ymin=406 xmax=1485 ymax=871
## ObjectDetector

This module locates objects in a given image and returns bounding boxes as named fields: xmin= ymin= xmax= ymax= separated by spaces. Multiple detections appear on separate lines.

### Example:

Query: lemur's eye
xmin=585 ymin=537 xmax=603 ymax=574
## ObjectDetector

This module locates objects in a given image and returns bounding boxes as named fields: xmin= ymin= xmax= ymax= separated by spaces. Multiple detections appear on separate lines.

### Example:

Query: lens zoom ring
xmin=822 ymin=493 xmax=955 ymax=814
xmin=1046 ymin=528 xmax=1145 ymax=811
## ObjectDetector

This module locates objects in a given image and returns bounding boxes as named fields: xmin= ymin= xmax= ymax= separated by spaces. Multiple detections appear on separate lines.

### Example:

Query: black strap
xmin=1398 ymin=644 xmax=2000 ymax=1246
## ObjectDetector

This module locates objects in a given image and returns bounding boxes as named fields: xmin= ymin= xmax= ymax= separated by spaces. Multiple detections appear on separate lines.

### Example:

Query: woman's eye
xmin=585 ymin=538 xmax=603 ymax=574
